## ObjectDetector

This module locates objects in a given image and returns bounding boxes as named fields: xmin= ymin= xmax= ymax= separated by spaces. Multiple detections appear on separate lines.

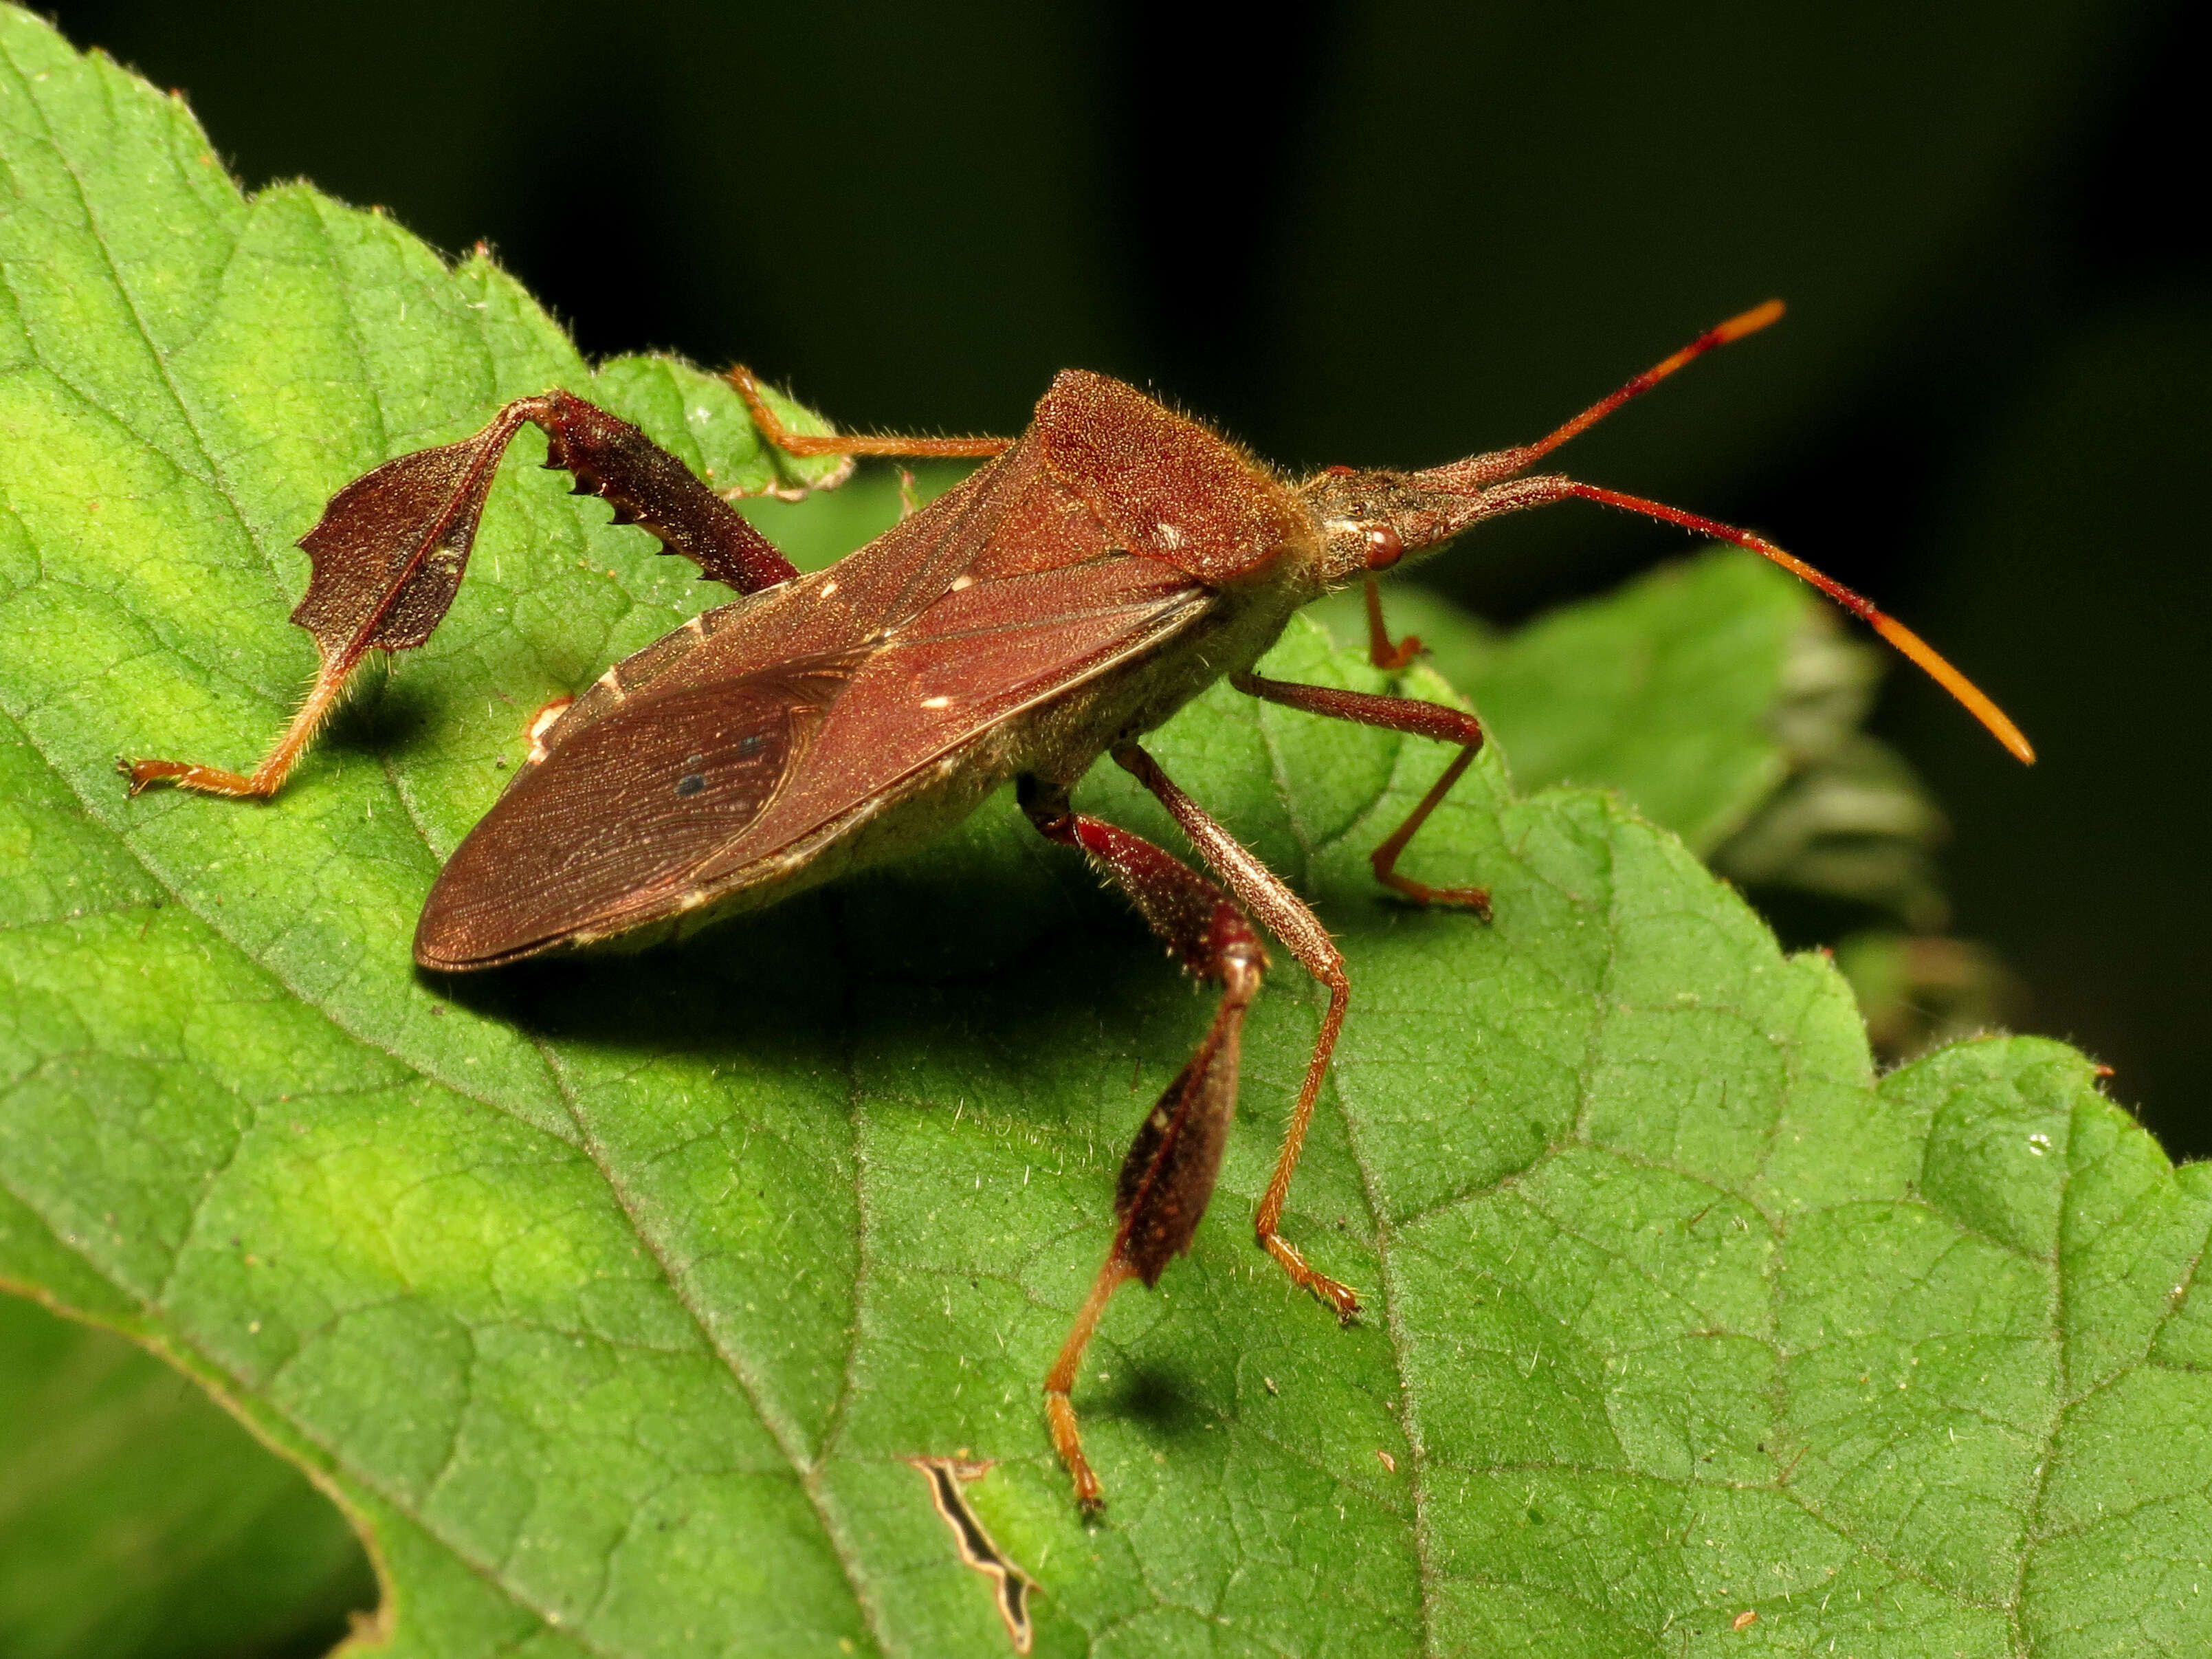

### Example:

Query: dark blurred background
xmin=47 ymin=0 xmax=2207 ymax=1152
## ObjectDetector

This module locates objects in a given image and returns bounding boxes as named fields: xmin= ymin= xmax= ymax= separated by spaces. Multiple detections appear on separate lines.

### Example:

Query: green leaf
xmin=2 ymin=11 xmax=2204 ymax=1657
xmin=0 ymin=1294 xmax=374 ymax=1658
xmin=1312 ymin=552 xmax=1806 ymax=854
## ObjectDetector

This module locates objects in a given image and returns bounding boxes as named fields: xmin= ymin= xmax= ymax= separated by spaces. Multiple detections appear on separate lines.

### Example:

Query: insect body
xmin=126 ymin=303 xmax=2030 ymax=1509
xmin=414 ymin=371 xmax=1328 ymax=967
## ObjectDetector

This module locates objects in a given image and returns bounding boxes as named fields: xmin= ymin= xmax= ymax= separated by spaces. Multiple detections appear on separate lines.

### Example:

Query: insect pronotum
xmin=125 ymin=302 xmax=2031 ymax=1509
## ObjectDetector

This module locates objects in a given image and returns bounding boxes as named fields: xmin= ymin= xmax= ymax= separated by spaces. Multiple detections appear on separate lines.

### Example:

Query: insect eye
xmin=1364 ymin=524 xmax=1404 ymax=570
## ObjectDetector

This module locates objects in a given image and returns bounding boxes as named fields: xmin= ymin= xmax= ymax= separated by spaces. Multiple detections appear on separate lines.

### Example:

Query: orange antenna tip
xmin=1714 ymin=298 xmax=1786 ymax=344
xmin=1870 ymin=614 xmax=2037 ymax=764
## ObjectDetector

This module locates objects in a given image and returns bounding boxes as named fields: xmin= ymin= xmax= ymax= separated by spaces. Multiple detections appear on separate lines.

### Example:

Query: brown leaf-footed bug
xmin=124 ymin=301 xmax=2033 ymax=1510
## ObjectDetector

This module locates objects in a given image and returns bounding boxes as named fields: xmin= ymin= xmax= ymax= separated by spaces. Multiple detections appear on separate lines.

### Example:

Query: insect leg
xmin=727 ymin=365 xmax=1015 ymax=459
xmin=522 ymin=390 xmax=802 ymax=594
xmin=1106 ymin=744 xmax=1362 ymax=1325
xmin=126 ymin=391 xmax=795 ymax=800
xmin=1362 ymin=575 xmax=1424 ymax=670
xmin=1019 ymin=775 xmax=1267 ymax=1510
xmin=1230 ymin=672 xmax=1492 ymax=916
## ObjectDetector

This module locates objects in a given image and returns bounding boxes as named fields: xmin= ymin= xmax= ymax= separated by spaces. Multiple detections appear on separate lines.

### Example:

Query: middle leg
xmin=1107 ymin=744 xmax=1360 ymax=1325
xmin=726 ymin=365 xmax=1015 ymax=461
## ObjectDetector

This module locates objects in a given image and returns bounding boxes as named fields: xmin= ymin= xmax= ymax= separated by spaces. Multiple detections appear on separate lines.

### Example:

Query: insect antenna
xmin=1519 ymin=298 xmax=1785 ymax=468
xmin=1558 ymin=483 xmax=2035 ymax=763
xmin=1410 ymin=300 xmax=2035 ymax=764
xmin=1435 ymin=300 xmax=1787 ymax=490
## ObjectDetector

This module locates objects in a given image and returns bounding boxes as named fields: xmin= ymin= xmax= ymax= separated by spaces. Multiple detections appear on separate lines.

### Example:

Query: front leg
xmin=1362 ymin=575 xmax=1424 ymax=670
xmin=124 ymin=391 xmax=799 ymax=800
xmin=1232 ymin=670 xmax=1492 ymax=916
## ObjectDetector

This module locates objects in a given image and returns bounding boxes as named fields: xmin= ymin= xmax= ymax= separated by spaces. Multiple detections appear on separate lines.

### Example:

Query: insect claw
xmin=1261 ymin=1230 xmax=1362 ymax=1321
xmin=1373 ymin=855 xmax=1493 ymax=921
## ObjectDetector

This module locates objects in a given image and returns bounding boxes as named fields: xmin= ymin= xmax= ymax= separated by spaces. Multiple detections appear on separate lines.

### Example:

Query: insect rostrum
xmin=125 ymin=303 xmax=2028 ymax=1510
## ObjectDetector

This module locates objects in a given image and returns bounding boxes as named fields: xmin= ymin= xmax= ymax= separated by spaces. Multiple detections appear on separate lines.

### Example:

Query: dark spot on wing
xmin=416 ymin=674 xmax=812 ymax=966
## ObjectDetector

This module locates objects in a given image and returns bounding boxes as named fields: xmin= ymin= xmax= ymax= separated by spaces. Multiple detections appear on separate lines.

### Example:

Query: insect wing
xmin=691 ymin=556 xmax=1208 ymax=889
xmin=414 ymin=659 xmax=850 ymax=967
